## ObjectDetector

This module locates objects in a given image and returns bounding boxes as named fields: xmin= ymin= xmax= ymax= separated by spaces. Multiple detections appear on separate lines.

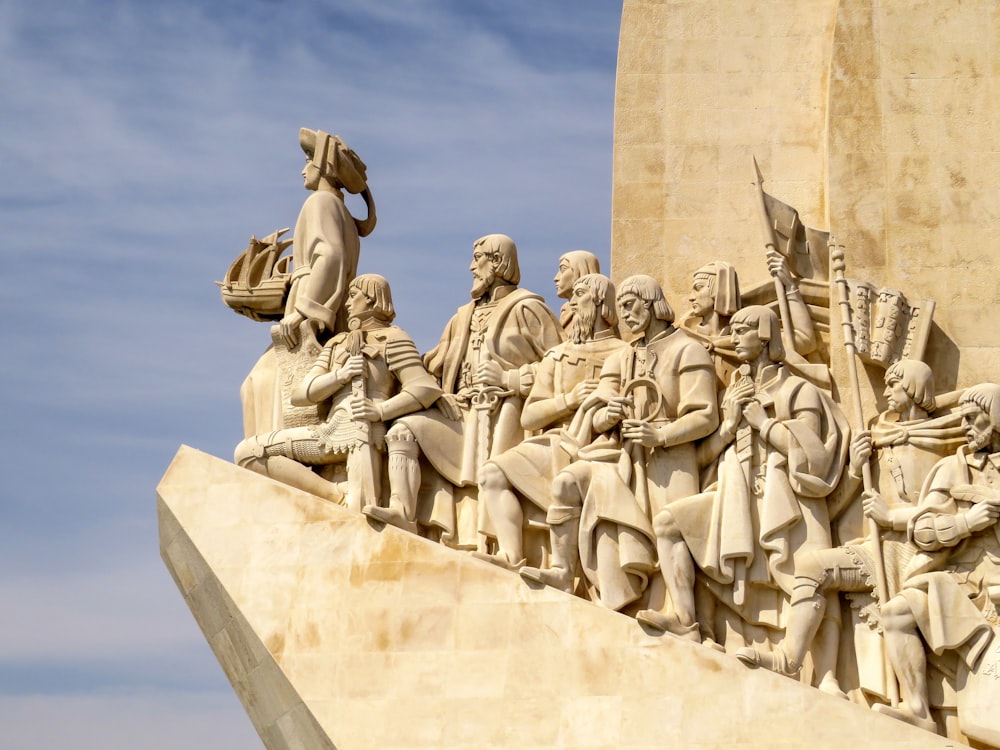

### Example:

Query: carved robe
xmin=241 ymin=189 xmax=361 ymax=436
xmin=395 ymin=285 xmax=563 ymax=539
xmin=488 ymin=331 xmax=628 ymax=511
xmin=893 ymin=449 xmax=1000 ymax=671
xmin=567 ymin=326 xmax=719 ymax=610
xmin=286 ymin=189 xmax=361 ymax=335
xmin=669 ymin=363 xmax=848 ymax=629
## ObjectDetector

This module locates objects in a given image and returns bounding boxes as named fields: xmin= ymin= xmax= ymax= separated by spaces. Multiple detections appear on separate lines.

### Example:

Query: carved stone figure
xmin=676 ymin=260 xmax=742 ymax=391
xmin=872 ymin=383 xmax=1000 ymax=739
xmin=240 ymin=129 xmax=376 ymax=437
xmin=552 ymin=250 xmax=600 ymax=328
xmin=477 ymin=273 xmax=627 ymax=569
xmin=364 ymin=235 xmax=564 ymax=541
xmin=679 ymin=258 xmax=827 ymax=394
xmin=680 ymin=261 xmax=741 ymax=338
xmin=642 ymin=306 xmax=848 ymax=645
xmin=279 ymin=129 xmax=376 ymax=348
xmin=520 ymin=275 xmax=719 ymax=611
xmin=234 ymin=274 xmax=441 ymax=510
xmin=735 ymin=360 xmax=963 ymax=695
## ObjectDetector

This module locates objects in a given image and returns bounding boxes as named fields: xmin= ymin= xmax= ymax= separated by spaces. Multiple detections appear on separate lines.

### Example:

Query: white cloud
xmin=0 ymin=0 xmax=622 ymax=746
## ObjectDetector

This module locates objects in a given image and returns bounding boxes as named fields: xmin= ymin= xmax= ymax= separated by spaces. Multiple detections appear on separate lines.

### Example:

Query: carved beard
xmin=966 ymin=422 xmax=995 ymax=453
xmin=471 ymin=268 xmax=496 ymax=299
xmin=570 ymin=304 xmax=597 ymax=344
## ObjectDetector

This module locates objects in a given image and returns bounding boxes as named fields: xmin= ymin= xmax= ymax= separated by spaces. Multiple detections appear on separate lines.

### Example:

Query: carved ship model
xmin=217 ymin=228 xmax=293 ymax=322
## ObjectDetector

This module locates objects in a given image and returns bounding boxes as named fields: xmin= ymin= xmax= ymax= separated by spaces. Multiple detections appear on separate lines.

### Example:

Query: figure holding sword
xmin=234 ymin=275 xmax=441 ymax=508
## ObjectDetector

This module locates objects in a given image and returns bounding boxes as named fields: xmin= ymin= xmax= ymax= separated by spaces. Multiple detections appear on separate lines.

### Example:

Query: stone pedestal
xmin=159 ymin=446 xmax=967 ymax=749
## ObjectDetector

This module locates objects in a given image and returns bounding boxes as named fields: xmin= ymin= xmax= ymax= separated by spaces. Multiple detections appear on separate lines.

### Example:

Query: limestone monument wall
xmin=613 ymin=0 xmax=1000 ymax=402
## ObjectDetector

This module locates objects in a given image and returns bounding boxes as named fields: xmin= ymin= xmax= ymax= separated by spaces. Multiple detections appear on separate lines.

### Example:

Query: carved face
xmin=731 ymin=320 xmax=765 ymax=363
xmin=554 ymin=259 xmax=576 ymax=299
xmin=688 ymin=274 xmax=715 ymax=318
xmin=569 ymin=282 xmax=598 ymax=343
xmin=302 ymin=154 xmax=322 ymax=191
xmin=961 ymin=403 xmax=995 ymax=452
xmin=617 ymin=292 xmax=651 ymax=335
xmin=470 ymin=249 xmax=496 ymax=298
xmin=883 ymin=374 xmax=913 ymax=415
xmin=346 ymin=284 xmax=375 ymax=321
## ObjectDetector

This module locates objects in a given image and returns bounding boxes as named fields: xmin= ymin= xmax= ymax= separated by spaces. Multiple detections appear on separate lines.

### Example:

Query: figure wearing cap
xmin=279 ymin=128 xmax=376 ymax=349
xmin=240 ymin=129 xmax=377 ymax=437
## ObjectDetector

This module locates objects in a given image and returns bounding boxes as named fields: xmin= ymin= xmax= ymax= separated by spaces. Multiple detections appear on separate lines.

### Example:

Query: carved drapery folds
xmin=219 ymin=131 xmax=1000 ymax=748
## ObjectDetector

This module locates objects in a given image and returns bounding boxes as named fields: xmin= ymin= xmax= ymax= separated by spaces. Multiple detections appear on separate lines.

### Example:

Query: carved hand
xmin=436 ymin=393 xmax=463 ymax=421
xmin=567 ymin=379 xmax=599 ymax=409
xmin=604 ymin=395 xmax=633 ymax=425
xmin=741 ymin=399 xmax=767 ymax=431
xmin=721 ymin=379 xmax=755 ymax=433
xmin=861 ymin=489 xmax=892 ymax=528
xmin=766 ymin=248 xmax=793 ymax=288
xmin=475 ymin=360 xmax=504 ymax=387
xmin=348 ymin=396 xmax=380 ymax=422
xmin=849 ymin=430 xmax=873 ymax=475
xmin=279 ymin=311 xmax=306 ymax=348
xmin=336 ymin=354 xmax=366 ymax=382
xmin=621 ymin=418 xmax=660 ymax=447
xmin=964 ymin=501 xmax=1000 ymax=533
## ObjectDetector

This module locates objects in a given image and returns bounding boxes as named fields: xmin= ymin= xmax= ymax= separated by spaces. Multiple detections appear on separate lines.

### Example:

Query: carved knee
xmin=789 ymin=553 xmax=828 ymax=605
xmin=551 ymin=471 xmax=582 ymax=508
xmin=386 ymin=422 xmax=418 ymax=457
xmin=880 ymin=595 xmax=916 ymax=632
xmin=652 ymin=507 xmax=681 ymax=542
xmin=234 ymin=437 xmax=265 ymax=468
xmin=479 ymin=462 xmax=509 ymax=492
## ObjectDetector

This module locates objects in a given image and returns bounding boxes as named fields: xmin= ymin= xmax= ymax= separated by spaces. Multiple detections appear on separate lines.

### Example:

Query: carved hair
xmin=730 ymin=305 xmax=785 ymax=362
xmin=617 ymin=274 xmax=674 ymax=323
xmin=559 ymin=250 xmax=601 ymax=279
xmin=473 ymin=234 xmax=521 ymax=286
xmin=299 ymin=128 xmax=377 ymax=237
xmin=693 ymin=260 xmax=741 ymax=317
xmin=574 ymin=273 xmax=617 ymax=326
xmin=350 ymin=274 xmax=396 ymax=323
xmin=960 ymin=383 xmax=1000 ymax=431
xmin=886 ymin=359 xmax=936 ymax=413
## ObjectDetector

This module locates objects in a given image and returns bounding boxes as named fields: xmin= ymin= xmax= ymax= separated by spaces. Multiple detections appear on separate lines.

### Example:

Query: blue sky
xmin=0 ymin=1 xmax=621 ymax=747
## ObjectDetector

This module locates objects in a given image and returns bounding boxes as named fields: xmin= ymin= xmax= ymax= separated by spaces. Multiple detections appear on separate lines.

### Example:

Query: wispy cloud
xmin=1 ymin=1 xmax=621 ymax=746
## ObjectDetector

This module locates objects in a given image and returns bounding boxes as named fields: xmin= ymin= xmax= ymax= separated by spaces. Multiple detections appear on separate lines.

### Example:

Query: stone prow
xmin=159 ymin=445 xmax=967 ymax=750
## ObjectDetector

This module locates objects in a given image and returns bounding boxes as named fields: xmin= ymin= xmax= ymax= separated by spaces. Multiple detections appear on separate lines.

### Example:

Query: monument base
xmin=159 ymin=445 xmax=969 ymax=750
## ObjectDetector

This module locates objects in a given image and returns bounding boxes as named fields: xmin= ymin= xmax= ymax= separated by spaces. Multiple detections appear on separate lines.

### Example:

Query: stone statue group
xmin=222 ymin=129 xmax=1000 ymax=747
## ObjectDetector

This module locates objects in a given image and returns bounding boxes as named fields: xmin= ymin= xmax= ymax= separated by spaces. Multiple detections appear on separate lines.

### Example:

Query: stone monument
xmin=161 ymin=2 xmax=1000 ymax=748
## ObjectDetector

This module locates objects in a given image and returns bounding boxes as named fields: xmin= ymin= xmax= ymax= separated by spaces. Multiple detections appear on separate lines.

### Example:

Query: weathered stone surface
xmin=159 ymin=446 xmax=967 ymax=749
xmin=613 ymin=0 xmax=1000 ymax=409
